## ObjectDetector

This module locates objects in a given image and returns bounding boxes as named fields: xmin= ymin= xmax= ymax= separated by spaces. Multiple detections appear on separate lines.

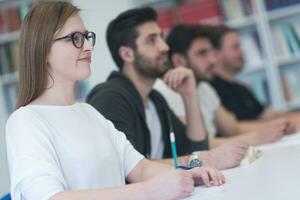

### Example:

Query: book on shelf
xmin=271 ymin=25 xmax=291 ymax=58
xmin=0 ymin=10 xmax=9 ymax=34
xmin=9 ymin=42 xmax=20 ymax=71
xmin=3 ymin=83 xmax=18 ymax=113
xmin=271 ymin=22 xmax=300 ymax=59
xmin=281 ymin=67 xmax=300 ymax=103
xmin=156 ymin=0 xmax=222 ymax=32
xmin=291 ymin=21 xmax=300 ymax=55
xmin=240 ymin=31 xmax=263 ymax=69
xmin=0 ymin=7 xmax=19 ymax=34
xmin=218 ymin=0 xmax=254 ymax=21
xmin=8 ymin=7 xmax=21 ymax=32
xmin=265 ymin=0 xmax=300 ymax=11
xmin=282 ymin=24 xmax=300 ymax=56
xmin=0 ymin=41 xmax=19 ymax=75
xmin=0 ymin=43 xmax=11 ymax=75
xmin=178 ymin=0 xmax=222 ymax=24
xmin=0 ymin=2 xmax=30 ymax=34
xmin=157 ymin=7 xmax=174 ymax=31
xmin=281 ymin=73 xmax=292 ymax=102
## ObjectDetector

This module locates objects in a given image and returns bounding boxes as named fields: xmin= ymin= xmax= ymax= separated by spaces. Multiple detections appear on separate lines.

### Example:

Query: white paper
xmin=183 ymin=185 xmax=224 ymax=200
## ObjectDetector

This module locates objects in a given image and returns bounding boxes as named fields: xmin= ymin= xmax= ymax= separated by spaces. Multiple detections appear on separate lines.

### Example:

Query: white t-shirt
xmin=145 ymin=100 xmax=164 ymax=159
xmin=154 ymin=80 xmax=220 ymax=138
xmin=6 ymin=103 xmax=144 ymax=200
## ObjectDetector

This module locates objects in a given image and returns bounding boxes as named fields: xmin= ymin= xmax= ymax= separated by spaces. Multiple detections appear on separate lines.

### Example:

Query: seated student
xmin=155 ymin=24 xmax=287 ymax=148
xmin=87 ymin=7 xmax=247 ymax=170
xmin=5 ymin=2 xmax=224 ymax=200
xmin=209 ymin=25 xmax=300 ymax=128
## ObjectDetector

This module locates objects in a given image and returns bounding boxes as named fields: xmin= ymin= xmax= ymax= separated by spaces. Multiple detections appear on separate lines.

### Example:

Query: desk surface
xmin=186 ymin=133 xmax=300 ymax=200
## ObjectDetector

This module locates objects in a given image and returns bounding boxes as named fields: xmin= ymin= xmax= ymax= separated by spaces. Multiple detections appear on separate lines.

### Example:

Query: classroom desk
xmin=186 ymin=132 xmax=300 ymax=200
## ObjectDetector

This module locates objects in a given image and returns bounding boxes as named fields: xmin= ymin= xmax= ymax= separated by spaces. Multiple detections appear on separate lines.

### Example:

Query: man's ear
xmin=171 ymin=53 xmax=187 ymax=68
xmin=119 ymin=46 xmax=134 ymax=64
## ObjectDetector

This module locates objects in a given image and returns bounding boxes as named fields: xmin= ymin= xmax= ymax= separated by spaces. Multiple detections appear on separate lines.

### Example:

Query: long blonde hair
xmin=16 ymin=1 xmax=79 ymax=109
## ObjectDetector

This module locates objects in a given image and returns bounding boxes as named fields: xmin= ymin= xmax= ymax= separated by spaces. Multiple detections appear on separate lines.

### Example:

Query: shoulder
xmin=210 ymin=77 xmax=227 ymax=90
xmin=199 ymin=82 xmax=218 ymax=95
xmin=77 ymin=103 xmax=109 ymax=122
xmin=198 ymin=82 xmax=221 ymax=106
xmin=87 ymin=84 xmax=137 ymax=116
xmin=7 ymin=106 xmax=39 ymax=127
xmin=87 ymin=81 xmax=133 ymax=105
xmin=150 ymin=89 xmax=169 ymax=106
xmin=236 ymin=82 xmax=252 ymax=91
xmin=199 ymin=82 xmax=213 ymax=91
xmin=6 ymin=106 xmax=48 ymax=141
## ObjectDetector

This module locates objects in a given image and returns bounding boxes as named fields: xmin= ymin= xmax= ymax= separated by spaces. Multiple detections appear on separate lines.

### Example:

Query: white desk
xmin=186 ymin=132 xmax=300 ymax=200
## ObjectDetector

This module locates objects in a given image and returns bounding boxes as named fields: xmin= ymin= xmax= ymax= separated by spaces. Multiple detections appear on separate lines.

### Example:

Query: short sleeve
xmin=85 ymin=105 xmax=145 ymax=178
xmin=6 ymin=109 xmax=67 ymax=200
xmin=104 ymin=119 xmax=145 ymax=177
xmin=198 ymin=82 xmax=221 ymax=112
xmin=87 ymin=89 xmax=140 ymax=150
xmin=197 ymin=83 xmax=221 ymax=138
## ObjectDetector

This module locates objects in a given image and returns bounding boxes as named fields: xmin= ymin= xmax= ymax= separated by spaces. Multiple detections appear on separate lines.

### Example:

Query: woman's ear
xmin=171 ymin=53 xmax=187 ymax=68
xmin=46 ymin=53 xmax=52 ymax=68
xmin=119 ymin=46 xmax=134 ymax=64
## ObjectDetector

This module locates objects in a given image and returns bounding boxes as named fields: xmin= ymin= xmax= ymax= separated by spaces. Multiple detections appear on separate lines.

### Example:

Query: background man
xmin=87 ymin=8 xmax=247 ymax=169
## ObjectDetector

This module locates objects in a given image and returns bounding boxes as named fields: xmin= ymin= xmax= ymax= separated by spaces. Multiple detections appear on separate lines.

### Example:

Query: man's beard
xmin=186 ymin=58 xmax=213 ymax=83
xmin=133 ymin=51 xmax=169 ymax=79
xmin=224 ymin=57 xmax=244 ymax=74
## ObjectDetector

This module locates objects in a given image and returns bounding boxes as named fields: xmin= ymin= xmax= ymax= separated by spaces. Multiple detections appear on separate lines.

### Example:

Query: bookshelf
xmin=133 ymin=0 xmax=300 ymax=111
xmin=0 ymin=31 xmax=20 ymax=44
xmin=278 ymin=55 xmax=300 ymax=66
xmin=268 ymin=4 xmax=300 ymax=20
xmin=0 ymin=0 xmax=34 ymax=125
xmin=0 ymin=0 xmax=37 ymax=195
xmin=226 ymin=16 xmax=256 ymax=29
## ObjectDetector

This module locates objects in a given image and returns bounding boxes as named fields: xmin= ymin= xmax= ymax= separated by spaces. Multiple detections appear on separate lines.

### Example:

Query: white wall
xmin=73 ymin=0 xmax=135 ymax=88
xmin=0 ymin=83 xmax=9 ymax=196
xmin=0 ymin=0 xmax=135 ymax=195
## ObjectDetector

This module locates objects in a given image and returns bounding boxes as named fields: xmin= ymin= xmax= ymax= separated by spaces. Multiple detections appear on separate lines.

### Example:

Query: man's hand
xmin=163 ymin=67 xmax=196 ymax=97
xmin=163 ymin=67 xmax=207 ymax=141
xmin=258 ymin=118 xmax=286 ymax=144
xmin=200 ymin=142 xmax=249 ymax=170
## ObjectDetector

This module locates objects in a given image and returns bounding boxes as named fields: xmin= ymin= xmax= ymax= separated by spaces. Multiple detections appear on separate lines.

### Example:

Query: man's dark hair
xmin=207 ymin=25 xmax=236 ymax=50
xmin=166 ymin=24 xmax=214 ymax=63
xmin=106 ymin=7 xmax=157 ymax=70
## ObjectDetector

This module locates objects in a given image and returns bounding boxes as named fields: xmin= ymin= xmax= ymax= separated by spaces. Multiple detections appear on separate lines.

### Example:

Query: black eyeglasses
xmin=54 ymin=31 xmax=96 ymax=48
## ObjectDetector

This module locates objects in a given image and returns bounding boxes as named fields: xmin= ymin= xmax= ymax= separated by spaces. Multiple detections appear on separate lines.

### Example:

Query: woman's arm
xmin=50 ymin=159 xmax=225 ymax=200
xmin=50 ymin=182 xmax=155 ymax=200
xmin=50 ymin=161 xmax=191 ymax=200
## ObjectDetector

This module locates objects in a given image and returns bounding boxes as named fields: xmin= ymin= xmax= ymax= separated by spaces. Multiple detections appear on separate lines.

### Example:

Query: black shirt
xmin=210 ymin=76 xmax=265 ymax=120
xmin=87 ymin=71 xmax=208 ymax=159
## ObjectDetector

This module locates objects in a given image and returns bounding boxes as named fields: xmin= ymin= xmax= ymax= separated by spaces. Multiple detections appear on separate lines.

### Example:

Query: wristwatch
xmin=188 ymin=152 xmax=203 ymax=168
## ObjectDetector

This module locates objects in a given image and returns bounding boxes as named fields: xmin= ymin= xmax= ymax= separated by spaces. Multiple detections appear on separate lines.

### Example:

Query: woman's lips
xmin=78 ymin=56 xmax=91 ymax=63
